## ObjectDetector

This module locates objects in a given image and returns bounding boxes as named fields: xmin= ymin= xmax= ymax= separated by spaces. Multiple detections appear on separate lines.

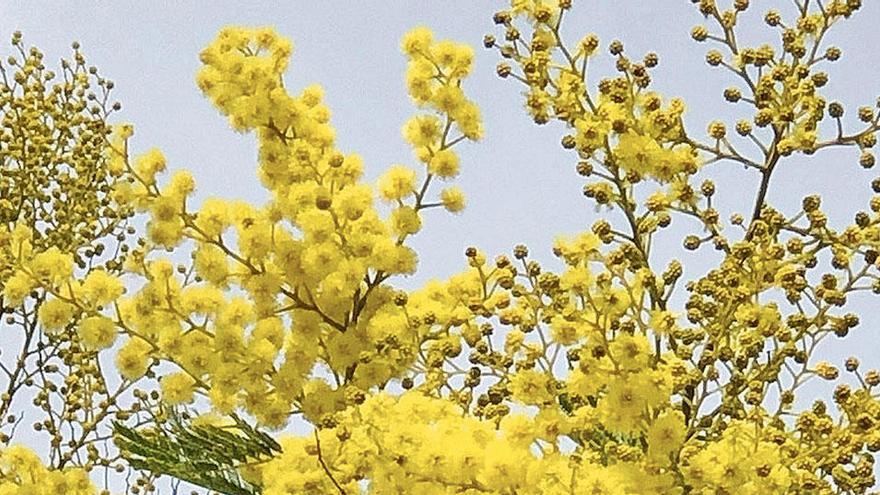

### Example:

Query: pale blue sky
xmin=2 ymin=1 xmax=880 ymax=492
xmin=3 ymin=1 xmax=878 ymax=285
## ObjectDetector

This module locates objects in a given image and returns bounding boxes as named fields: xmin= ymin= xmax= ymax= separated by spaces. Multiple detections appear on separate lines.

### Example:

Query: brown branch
xmin=314 ymin=429 xmax=348 ymax=495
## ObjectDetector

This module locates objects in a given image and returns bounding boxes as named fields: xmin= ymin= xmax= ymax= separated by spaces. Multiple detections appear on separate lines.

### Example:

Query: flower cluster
xmin=259 ymin=392 xmax=681 ymax=494
xmin=22 ymin=25 xmax=482 ymax=443
xmin=4 ymin=1 xmax=880 ymax=494
xmin=0 ymin=32 xmax=143 ymax=491
xmin=0 ymin=445 xmax=94 ymax=495
xmin=464 ymin=0 xmax=880 ymax=493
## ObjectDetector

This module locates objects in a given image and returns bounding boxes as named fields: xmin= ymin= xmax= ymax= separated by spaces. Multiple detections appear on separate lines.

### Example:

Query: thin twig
xmin=314 ymin=429 xmax=348 ymax=495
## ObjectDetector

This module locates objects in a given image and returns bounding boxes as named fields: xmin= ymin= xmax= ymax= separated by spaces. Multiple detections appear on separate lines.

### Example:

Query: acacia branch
xmin=314 ymin=429 xmax=348 ymax=495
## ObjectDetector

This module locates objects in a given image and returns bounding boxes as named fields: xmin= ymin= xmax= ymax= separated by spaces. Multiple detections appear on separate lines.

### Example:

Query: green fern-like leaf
xmin=113 ymin=412 xmax=281 ymax=495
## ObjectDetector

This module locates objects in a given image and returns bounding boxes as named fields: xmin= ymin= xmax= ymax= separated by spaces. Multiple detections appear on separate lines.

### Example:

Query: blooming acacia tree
xmin=0 ymin=33 xmax=146 ymax=494
xmin=3 ymin=0 xmax=880 ymax=494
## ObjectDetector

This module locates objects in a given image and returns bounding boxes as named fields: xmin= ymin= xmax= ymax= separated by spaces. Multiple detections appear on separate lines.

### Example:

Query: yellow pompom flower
xmin=79 ymin=269 xmax=125 ymax=307
xmin=0 ymin=445 xmax=95 ymax=495
xmin=38 ymin=298 xmax=76 ymax=333
xmin=115 ymin=337 xmax=153 ymax=380
xmin=193 ymin=243 xmax=230 ymax=285
xmin=646 ymin=410 xmax=686 ymax=462
xmin=431 ymin=85 xmax=466 ymax=115
xmin=160 ymin=371 xmax=198 ymax=405
xmin=509 ymin=369 xmax=555 ymax=405
xmin=168 ymin=170 xmax=196 ymax=198
xmin=78 ymin=315 xmax=118 ymax=350
xmin=30 ymin=247 xmax=74 ymax=284
xmin=400 ymin=26 xmax=433 ymax=56
xmin=147 ymin=218 xmax=184 ymax=248
xmin=390 ymin=206 xmax=422 ymax=236
xmin=452 ymin=101 xmax=483 ymax=140
xmin=134 ymin=148 xmax=167 ymax=185
xmin=440 ymin=186 xmax=466 ymax=212
xmin=378 ymin=165 xmax=417 ymax=201
xmin=609 ymin=333 xmax=652 ymax=371
xmin=195 ymin=198 xmax=231 ymax=238
xmin=599 ymin=376 xmax=645 ymax=436
xmin=403 ymin=114 xmax=442 ymax=148
xmin=428 ymin=149 xmax=460 ymax=178
xmin=1 ymin=270 xmax=34 ymax=307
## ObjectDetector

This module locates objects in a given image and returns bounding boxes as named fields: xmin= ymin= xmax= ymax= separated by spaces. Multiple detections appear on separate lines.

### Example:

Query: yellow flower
xmin=600 ymin=375 xmax=645 ymax=436
xmin=648 ymin=310 xmax=679 ymax=336
xmin=615 ymin=131 xmax=662 ymax=176
xmin=30 ymin=247 xmax=73 ymax=284
xmin=1 ymin=270 xmax=34 ymax=306
xmin=134 ymin=148 xmax=167 ymax=185
xmin=403 ymin=114 xmax=442 ymax=148
xmin=378 ymin=165 xmax=417 ymax=201
xmin=554 ymin=232 xmax=601 ymax=264
xmin=193 ymin=243 xmax=230 ymax=285
xmin=428 ymin=149 xmax=460 ymax=178
xmin=79 ymin=269 xmax=125 ymax=307
xmin=440 ymin=186 xmax=466 ymax=213
xmin=646 ymin=410 xmax=686 ymax=462
xmin=115 ymin=337 xmax=153 ymax=380
xmin=160 ymin=371 xmax=197 ymax=405
xmin=432 ymin=85 xmax=466 ymax=115
xmin=38 ymin=298 xmax=76 ymax=333
xmin=390 ymin=206 xmax=422 ymax=236
xmin=400 ymin=26 xmax=433 ymax=57
xmin=78 ymin=315 xmax=117 ymax=350
xmin=0 ymin=445 xmax=95 ymax=495
xmin=509 ymin=369 xmax=555 ymax=405
xmin=452 ymin=101 xmax=483 ymax=140
xmin=609 ymin=333 xmax=651 ymax=371
xmin=333 ymin=184 xmax=372 ymax=221
xmin=195 ymin=198 xmax=231 ymax=238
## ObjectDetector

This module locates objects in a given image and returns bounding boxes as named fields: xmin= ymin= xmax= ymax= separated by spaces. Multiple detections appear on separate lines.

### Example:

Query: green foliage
xmin=113 ymin=413 xmax=281 ymax=495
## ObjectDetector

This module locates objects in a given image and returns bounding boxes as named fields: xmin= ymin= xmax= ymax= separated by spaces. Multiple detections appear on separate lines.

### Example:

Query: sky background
xmin=2 ymin=0 xmax=880 ymax=492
